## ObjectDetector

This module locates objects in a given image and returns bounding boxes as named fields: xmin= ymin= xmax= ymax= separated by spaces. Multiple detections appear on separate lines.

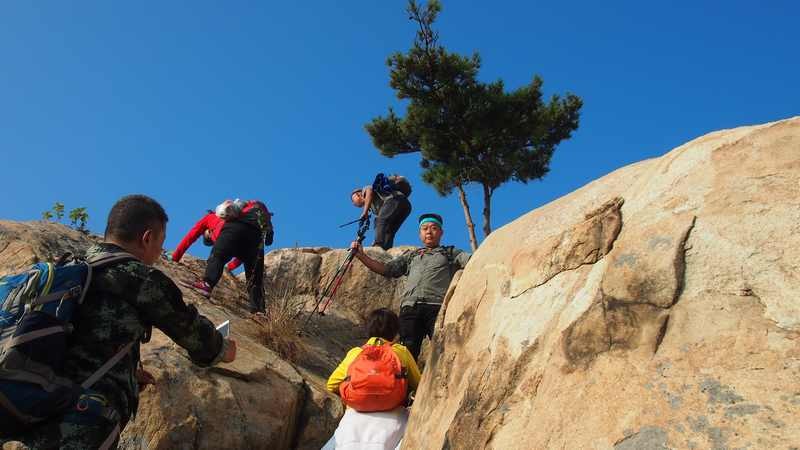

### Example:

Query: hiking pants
xmin=205 ymin=221 xmax=266 ymax=313
xmin=373 ymin=196 xmax=411 ymax=251
xmin=399 ymin=303 xmax=441 ymax=361
xmin=0 ymin=400 xmax=122 ymax=450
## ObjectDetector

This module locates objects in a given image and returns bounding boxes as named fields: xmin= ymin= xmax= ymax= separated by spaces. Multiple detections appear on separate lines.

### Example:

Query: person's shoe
xmin=188 ymin=280 xmax=212 ymax=298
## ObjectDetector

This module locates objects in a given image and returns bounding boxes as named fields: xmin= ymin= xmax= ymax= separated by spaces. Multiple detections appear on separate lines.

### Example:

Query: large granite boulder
xmin=403 ymin=117 xmax=800 ymax=449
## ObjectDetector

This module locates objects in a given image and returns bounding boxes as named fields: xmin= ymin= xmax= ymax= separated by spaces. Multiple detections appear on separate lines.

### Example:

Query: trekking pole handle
xmin=355 ymin=215 xmax=371 ymax=243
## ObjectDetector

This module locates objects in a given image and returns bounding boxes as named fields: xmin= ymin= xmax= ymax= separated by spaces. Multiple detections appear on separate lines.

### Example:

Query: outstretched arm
xmin=172 ymin=214 xmax=211 ymax=262
xmin=351 ymin=242 xmax=410 ymax=279
xmin=136 ymin=269 xmax=236 ymax=366
xmin=351 ymin=241 xmax=387 ymax=275
xmin=359 ymin=187 xmax=374 ymax=220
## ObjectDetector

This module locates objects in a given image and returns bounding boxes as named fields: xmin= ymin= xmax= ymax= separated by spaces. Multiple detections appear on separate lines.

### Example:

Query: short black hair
xmin=105 ymin=195 xmax=168 ymax=242
xmin=418 ymin=213 xmax=443 ymax=226
xmin=366 ymin=308 xmax=399 ymax=341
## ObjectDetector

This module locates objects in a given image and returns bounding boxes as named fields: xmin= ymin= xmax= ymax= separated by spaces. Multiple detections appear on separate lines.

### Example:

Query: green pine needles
xmin=366 ymin=0 xmax=583 ymax=250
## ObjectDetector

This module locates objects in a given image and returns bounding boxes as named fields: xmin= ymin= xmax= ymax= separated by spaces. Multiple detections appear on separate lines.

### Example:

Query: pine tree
xmin=366 ymin=0 xmax=582 ymax=249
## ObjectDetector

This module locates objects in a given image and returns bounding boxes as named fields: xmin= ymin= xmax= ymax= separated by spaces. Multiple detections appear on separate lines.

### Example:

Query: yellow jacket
xmin=326 ymin=337 xmax=421 ymax=394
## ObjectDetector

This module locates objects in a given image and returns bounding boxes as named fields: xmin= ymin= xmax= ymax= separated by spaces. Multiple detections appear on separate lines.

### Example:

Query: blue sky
xmin=1 ymin=1 xmax=797 ymax=258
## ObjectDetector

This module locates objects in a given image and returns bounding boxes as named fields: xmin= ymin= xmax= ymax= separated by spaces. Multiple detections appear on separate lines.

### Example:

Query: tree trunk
xmin=482 ymin=183 xmax=493 ymax=238
xmin=456 ymin=184 xmax=479 ymax=251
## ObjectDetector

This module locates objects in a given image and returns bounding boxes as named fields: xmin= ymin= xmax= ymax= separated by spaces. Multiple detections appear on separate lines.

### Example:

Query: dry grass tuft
xmin=253 ymin=284 xmax=308 ymax=364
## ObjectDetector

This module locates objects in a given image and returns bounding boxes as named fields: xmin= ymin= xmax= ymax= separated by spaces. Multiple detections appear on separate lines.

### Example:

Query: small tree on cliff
xmin=365 ymin=0 xmax=582 ymax=250
xmin=68 ymin=207 xmax=89 ymax=233
xmin=53 ymin=202 xmax=65 ymax=221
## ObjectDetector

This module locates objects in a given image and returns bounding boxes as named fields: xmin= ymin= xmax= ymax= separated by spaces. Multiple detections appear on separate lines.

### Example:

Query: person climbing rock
xmin=351 ymin=173 xmax=412 ymax=250
xmin=323 ymin=308 xmax=420 ymax=450
xmin=350 ymin=213 xmax=470 ymax=360
xmin=189 ymin=199 xmax=274 ymax=314
xmin=0 ymin=195 xmax=236 ymax=450
xmin=170 ymin=209 xmax=242 ymax=272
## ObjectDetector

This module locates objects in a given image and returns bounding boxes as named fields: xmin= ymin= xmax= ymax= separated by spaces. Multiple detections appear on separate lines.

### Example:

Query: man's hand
xmin=222 ymin=339 xmax=237 ymax=363
xmin=136 ymin=366 xmax=156 ymax=391
xmin=350 ymin=241 xmax=362 ymax=255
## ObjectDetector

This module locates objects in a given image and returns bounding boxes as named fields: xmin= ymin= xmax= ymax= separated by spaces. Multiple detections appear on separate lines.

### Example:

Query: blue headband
xmin=419 ymin=217 xmax=442 ymax=228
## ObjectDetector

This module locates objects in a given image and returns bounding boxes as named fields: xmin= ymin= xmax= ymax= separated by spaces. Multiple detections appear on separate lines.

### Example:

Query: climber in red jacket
xmin=180 ymin=200 xmax=274 ymax=313
xmin=172 ymin=210 xmax=242 ymax=272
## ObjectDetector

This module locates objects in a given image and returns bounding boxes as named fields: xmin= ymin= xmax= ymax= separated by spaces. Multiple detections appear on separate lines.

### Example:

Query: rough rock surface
xmin=260 ymin=245 xmax=416 ymax=448
xmin=0 ymin=221 xmax=415 ymax=449
xmin=0 ymin=221 xmax=308 ymax=449
xmin=262 ymin=246 xmax=412 ymax=322
xmin=403 ymin=117 xmax=800 ymax=449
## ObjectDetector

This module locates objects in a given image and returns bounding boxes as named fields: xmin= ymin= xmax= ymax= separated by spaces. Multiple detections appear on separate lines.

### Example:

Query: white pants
xmin=321 ymin=407 xmax=408 ymax=450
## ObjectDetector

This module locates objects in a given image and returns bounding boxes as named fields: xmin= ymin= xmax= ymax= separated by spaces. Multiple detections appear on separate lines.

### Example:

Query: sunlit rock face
xmin=403 ymin=117 xmax=800 ymax=450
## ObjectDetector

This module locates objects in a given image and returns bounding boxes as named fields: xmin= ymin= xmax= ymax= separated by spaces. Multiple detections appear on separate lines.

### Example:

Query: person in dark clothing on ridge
xmin=350 ymin=213 xmax=470 ymax=360
xmin=171 ymin=209 xmax=242 ymax=272
xmin=0 ymin=194 xmax=237 ymax=450
xmin=351 ymin=179 xmax=411 ymax=251
xmin=189 ymin=200 xmax=274 ymax=314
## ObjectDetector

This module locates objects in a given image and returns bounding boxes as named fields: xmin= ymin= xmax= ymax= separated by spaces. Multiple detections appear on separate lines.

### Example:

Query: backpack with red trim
xmin=339 ymin=340 xmax=407 ymax=412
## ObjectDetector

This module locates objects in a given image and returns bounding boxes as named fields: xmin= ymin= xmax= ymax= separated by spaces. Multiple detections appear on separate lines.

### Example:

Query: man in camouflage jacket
xmin=1 ymin=195 xmax=236 ymax=450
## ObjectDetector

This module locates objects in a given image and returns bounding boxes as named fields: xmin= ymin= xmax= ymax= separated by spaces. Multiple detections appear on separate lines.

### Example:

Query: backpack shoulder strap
xmin=86 ymin=251 xmax=138 ymax=268
xmin=442 ymin=246 xmax=459 ymax=277
xmin=81 ymin=341 xmax=135 ymax=389
xmin=78 ymin=252 xmax=140 ymax=389
xmin=443 ymin=246 xmax=455 ymax=262
xmin=78 ymin=252 xmax=138 ymax=306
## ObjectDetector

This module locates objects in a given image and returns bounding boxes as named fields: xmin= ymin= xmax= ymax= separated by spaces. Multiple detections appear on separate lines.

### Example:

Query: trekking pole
xmin=319 ymin=216 xmax=371 ymax=314
xmin=339 ymin=217 xmax=363 ymax=228
xmin=301 ymin=215 xmax=371 ymax=331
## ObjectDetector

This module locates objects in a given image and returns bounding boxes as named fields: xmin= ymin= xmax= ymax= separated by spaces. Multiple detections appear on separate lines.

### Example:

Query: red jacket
xmin=172 ymin=212 xmax=241 ymax=271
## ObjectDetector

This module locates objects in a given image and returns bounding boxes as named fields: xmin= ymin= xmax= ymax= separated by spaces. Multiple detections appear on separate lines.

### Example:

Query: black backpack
xmin=373 ymin=173 xmax=412 ymax=198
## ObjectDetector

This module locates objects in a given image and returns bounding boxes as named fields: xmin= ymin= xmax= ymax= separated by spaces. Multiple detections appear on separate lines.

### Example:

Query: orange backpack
xmin=340 ymin=340 xmax=408 ymax=412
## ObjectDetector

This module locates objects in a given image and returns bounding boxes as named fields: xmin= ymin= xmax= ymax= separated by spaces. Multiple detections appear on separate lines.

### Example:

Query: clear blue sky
xmin=2 ymin=1 xmax=798 ymax=257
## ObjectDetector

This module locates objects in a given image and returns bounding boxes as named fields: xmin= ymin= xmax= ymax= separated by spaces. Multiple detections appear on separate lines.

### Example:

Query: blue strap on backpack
xmin=0 ymin=252 xmax=136 ymax=429
xmin=372 ymin=173 xmax=395 ymax=195
xmin=372 ymin=173 xmax=411 ymax=198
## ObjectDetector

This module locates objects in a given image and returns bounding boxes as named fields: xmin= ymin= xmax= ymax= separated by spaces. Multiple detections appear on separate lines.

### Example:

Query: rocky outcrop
xmin=262 ymin=246 xmax=412 ymax=322
xmin=0 ymin=221 xmax=413 ymax=450
xmin=403 ymin=117 xmax=800 ymax=449
xmin=0 ymin=222 xmax=308 ymax=449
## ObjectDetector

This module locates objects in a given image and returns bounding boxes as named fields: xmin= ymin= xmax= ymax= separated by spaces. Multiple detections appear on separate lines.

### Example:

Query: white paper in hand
xmin=216 ymin=320 xmax=230 ymax=338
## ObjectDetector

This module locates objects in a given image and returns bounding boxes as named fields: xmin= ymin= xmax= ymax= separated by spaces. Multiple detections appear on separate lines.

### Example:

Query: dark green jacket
xmin=384 ymin=246 xmax=471 ymax=308
xmin=63 ymin=243 xmax=226 ymax=422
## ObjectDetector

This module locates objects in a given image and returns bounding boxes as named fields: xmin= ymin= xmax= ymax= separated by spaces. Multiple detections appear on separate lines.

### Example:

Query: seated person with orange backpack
xmin=170 ymin=209 xmax=242 ymax=272
xmin=323 ymin=308 xmax=421 ymax=450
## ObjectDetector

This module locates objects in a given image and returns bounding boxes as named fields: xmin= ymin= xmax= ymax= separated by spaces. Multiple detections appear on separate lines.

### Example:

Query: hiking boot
xmin=189 ymin=280 xmax=212 ymax=298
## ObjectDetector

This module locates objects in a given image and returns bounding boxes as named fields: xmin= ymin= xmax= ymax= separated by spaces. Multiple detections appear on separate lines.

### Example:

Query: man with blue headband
xmin=351 ymin=213 xmax=471 ymax=360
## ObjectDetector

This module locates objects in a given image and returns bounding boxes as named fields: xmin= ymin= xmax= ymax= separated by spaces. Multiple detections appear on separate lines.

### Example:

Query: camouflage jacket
xmin=384 ymin=245 xmax=471 ymax=308
xmin=63 ymin=243 xmax=226 ymax=422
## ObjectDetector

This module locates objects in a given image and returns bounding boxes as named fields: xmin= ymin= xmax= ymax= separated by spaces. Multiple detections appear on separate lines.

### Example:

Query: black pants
xmin=373 ymin=195 xmax=412 ymax=250
xmin=204 ymin=221 xmax=265 ymax=313
xmin=399 ymin=303 xmax=441 ymax=361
